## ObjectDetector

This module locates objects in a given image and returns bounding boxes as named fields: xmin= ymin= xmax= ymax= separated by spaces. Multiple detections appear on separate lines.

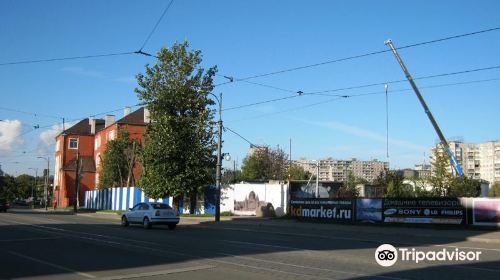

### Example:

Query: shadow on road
xmin=0 ymin=212 xmax=499 ymax=279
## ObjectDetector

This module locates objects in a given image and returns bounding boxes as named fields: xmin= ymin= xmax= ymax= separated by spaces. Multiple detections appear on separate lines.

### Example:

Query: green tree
xmin=222 ymin=169 xmax=244 ymax=185
xmin=490 ymin=182 xmax=500 ymax=197
xmin=0 ymin=174 xmax=16 ymax=200
xmin=428 ymin=146 xmax=454 ymax=196
xmin=408 ymin=176 xmax=434 ymax=197
xmin=448 ymin=176 xmax=481 ymax=197
xmin=374 ymin=170 xmax=414 ymax=197
xmin=288 ymin=164 xmax=312 ymax=180
xmin=336 ymin=171 xmax=360 ymax=198
xmin=241 ymin=147 xmax=288 ymax=181
xmin=136 ymin=42 xmax=217 ymax=199
xmin=98 ymin=128 xmax=139 ymax=188
xmin=14 ymin=174 xmax=35 ymax=199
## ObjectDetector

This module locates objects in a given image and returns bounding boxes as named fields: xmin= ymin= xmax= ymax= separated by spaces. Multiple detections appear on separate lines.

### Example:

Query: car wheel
xmin=121 ymin=216 xmax=129 ymax=227
xmin=143 ymin=217 xmax=152 ymax=229
xmin=167 ymin=223 xmax=176 ymax=230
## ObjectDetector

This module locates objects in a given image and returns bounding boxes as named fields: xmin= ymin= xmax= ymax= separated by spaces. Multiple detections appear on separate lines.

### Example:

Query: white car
xmin=121 ymin=202 xmax=180 ymax=230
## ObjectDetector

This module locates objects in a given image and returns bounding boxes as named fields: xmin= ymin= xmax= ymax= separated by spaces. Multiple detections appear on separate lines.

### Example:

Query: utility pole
xmin=46 ymin=158 xmax=49 ymax=210
xmin=74 ymin=151 xmax=80 ymax=213
xmin=315 ymin=161 xmax=320 ymax=198
xmin=28 ymin=168 xmax=38 ymax=208
xmin=37 ymin=157 xmax=49 ymax=210
xmin=215 ymin=92 xmax=223 ymax=222
xmin=233 ymin=160 xmax=236 ymax=184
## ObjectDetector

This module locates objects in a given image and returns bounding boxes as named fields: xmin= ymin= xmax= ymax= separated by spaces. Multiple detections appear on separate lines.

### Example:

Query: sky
xmin=0 ymin=0 xmax=499 ymax=176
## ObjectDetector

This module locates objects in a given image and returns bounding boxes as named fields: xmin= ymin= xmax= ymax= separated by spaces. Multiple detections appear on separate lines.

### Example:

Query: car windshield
xmin=151 ymin=203 xmax=172 ymax=209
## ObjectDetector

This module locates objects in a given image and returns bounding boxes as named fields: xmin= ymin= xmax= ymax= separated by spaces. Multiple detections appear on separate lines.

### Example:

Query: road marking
xmin=202 ymin=225 xmax=500 ymax=253
xmin=96 ymin=265 xmax=215 ymax=280
xmin=4 ymin=215 xmax=500 ymax=278
xmin=216 ymin=252 xmax=408 ymax=280
xmin=0 ymin=237 xmax=60 ymax=242
xmin=222 ymin=239 xmax=304 ymax=251
xmin=8 ymin=251 xmax=96 ymax=279
xmin=4 ymin=219 xmax=157 ymax=246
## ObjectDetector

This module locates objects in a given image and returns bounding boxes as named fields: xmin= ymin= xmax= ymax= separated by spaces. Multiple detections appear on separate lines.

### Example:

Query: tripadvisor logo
xmin=375 ymin=244 xmax=482 ymax=267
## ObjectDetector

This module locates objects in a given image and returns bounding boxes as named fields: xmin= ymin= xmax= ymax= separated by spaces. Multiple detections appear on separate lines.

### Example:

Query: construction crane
xmin=384 ymin=39 xmax=464 ymax=176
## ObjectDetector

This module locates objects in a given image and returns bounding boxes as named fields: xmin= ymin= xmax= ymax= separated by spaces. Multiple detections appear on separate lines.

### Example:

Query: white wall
xmin=221 ymin=182 xmax=289 ymax=216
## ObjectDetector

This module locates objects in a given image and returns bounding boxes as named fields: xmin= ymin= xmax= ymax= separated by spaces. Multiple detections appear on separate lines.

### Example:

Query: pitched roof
xmin=61 ymin=118 xmax=105 ymax=136
xmin=63 ymin=156 xmax=96 ymax=173
xmin=116 ymin=107 xmax=146 ymax=125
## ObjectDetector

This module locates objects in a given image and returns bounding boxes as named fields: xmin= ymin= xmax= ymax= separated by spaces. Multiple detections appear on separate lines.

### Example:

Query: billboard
xmin=473 ymin=198 xmax=500 ymax=226
xmin=290 ymin=198 xmax=354 ymax=222
xmin=289 ymin=181 xmax=343 ymax=199
xmin=356 ymin=198 xmax=383 ymax=222
xmin=382 ymin=198 xmax=466 ymax=225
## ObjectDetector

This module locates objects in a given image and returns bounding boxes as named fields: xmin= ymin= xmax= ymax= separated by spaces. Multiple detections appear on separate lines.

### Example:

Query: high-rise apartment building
xmin=294 ymin=158 xmax=389 ymax=183
xmin=432 ymin=141 xmax=500 ymax=184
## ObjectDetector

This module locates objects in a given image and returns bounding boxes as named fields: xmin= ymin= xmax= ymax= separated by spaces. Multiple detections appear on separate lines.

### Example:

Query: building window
xmin=69 ymin=138 xmax=78 ymax=149
xmin=108 ymin=130 xmax=115 ymax=141
xmin=95 ymin=136 xmax=101 ymax=150
xmin=96 ymin=154 xmax=101 ymax=166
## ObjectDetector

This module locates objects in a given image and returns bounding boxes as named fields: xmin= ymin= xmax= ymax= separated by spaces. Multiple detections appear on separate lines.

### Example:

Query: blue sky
xmin=1 ymin=0 xmax=499 ymax=176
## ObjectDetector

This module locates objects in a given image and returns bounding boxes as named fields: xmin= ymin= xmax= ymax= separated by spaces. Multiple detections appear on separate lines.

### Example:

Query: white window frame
xmin=68 ymin=138 xmax=79 ymax=150
xmin=108 ymin=130 xmax=115 ymax=141
xmin=95 ymin=135 xmax=101 ymax=150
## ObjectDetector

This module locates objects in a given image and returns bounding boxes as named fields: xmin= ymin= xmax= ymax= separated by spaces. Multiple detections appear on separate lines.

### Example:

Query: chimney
xmin=89 ymin=118 xmax=97 ymax=134
xmin=124 ymin=106 xmax=131 ymax=117
xmin=105 ymin=115 xmax=115 ymax=128
xmin=144 ymin=108 xmax=150 ymax=123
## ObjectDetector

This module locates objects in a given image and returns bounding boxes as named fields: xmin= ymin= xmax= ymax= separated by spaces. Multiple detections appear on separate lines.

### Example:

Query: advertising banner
xmin=290 ymin=198 xmax=354 ymax=222
xmin=382 ymin=198 xmax=466 ymax=225
xmin=356 ymin=198 xmax=383 ymax=222
xmin=473 ymin=198 xmax=500 ymax=226
xmin=289 ymin=181 xmax=343 ymax=199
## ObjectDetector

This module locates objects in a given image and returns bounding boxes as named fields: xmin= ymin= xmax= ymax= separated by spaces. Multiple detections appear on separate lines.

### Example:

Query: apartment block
xmin=432 ymin=140 xmax=500 ymax=184
xmin=294 ymin=158 xmax=389 ymax=183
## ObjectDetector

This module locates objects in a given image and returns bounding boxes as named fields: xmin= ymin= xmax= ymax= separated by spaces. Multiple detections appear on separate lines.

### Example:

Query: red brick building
xmin=54 ymin=108 xmax=147 ymax=208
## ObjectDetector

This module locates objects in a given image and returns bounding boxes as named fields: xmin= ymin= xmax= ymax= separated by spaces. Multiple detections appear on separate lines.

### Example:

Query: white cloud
xmin=0 ymin=120 xmax=23 ymax=153
xmin=38 ymin=121 xmax=77 ymax=154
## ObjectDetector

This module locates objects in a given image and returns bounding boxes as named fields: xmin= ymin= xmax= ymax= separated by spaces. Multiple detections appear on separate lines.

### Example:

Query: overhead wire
xmin=223 ymin=64 xmax=500 ymax=111
xmin=0 ymin=106 xmax=62 ymax=119
xmin=230 ymin=26 xmax=500 ymax=82
xmin=225 ymin=76 xmax=500 ymax=123
xmin=0 ymin=52 xmax=137 ymax=66
xmin=0 ymin=0 xmax=175 ymax=66
xmin=138 ymin=0 xmax=175 ymax=52
xmin=224 ymin=126 xmax=262 ymax=148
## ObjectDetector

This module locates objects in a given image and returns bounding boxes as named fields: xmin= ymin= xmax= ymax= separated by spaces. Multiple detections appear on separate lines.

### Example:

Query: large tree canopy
xmin=136 ymin=42 xmax=217 ymax=199
xmin=241 ymin=147 xmax=288 ymax=181
xmin=98 ymin=128 xmax=139 ymax=188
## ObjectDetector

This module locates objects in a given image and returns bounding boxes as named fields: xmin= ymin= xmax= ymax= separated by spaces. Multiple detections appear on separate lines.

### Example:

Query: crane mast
xmin=384 ymin=39 xmax=464 ymax=176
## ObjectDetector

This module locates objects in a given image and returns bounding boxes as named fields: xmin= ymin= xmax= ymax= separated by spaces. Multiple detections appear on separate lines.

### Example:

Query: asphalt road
xmin=0 ymin=210 xmax=499 ymax=280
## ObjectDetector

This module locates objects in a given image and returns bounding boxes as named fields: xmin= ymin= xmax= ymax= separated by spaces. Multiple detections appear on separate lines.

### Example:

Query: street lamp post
xmin=210 ymin=92 xmax=223 ymax=222
xmin=37 ymin=156 xmax=50 ymax=211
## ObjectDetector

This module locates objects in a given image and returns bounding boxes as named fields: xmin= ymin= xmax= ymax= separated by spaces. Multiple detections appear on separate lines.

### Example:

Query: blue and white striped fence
xmin=84 ymin=187 xmax=172 ymax=211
